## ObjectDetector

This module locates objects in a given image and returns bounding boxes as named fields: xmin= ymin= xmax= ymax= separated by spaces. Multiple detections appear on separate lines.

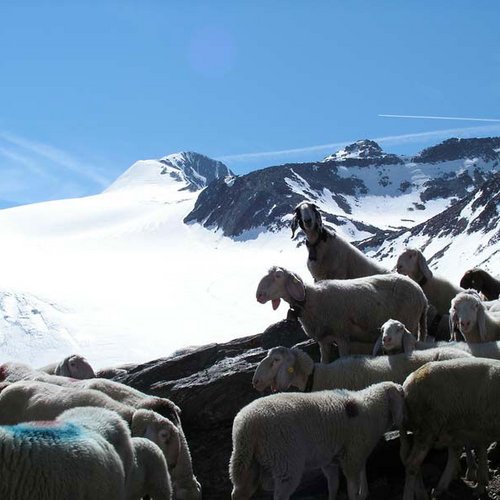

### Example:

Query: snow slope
xmin=0 ymin=169 xmax=308 ymax=369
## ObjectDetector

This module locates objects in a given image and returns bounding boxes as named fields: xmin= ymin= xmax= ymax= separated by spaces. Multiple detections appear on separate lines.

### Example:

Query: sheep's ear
xmin=402 ymin=332 xmax=417 ymax=354
xmin=291 ymin=209 xmax=300 ymax=239
xmin=57 ymin=358 xmax=71 ymax=377
xmin=449 ymin=310 xmax=458 ymax=341
xmin=275 ymin=354 xmax=294 ymax=390
xmin=417 ymin=252 xmax=433 ymax=280
xmin=312 ymin=204 xmax=323 ymax=231
xmin=387 ymin=385 xmax=404 ymax=427
xmin=285 ymin=274 xmax=305 ymax=302
xmin=477 ymin=305 xmax=487 ymax=341
xmin=372 ymin=335 xmax=383 ymax=356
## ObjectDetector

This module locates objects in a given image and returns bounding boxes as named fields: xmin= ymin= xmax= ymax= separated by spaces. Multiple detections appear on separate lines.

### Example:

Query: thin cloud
xmin=0 ymin=131 xmax=110 ymax=187
xmin=218 ymin=125 xmax=500 ymax=163
xmin=379 ymin=114 xmax=500 ymax=122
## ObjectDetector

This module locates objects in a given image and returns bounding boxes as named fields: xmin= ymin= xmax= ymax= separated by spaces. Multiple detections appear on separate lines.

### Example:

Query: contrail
xmin=218 ymin=124 xmax=500 ymax=162
xmin=379 ymin=114 xmax=500 ymax=123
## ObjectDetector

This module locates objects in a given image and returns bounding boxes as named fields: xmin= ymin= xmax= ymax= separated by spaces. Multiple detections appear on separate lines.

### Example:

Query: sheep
xmin=0 ymin=377 xmax=198 ymax=499
xmin=396 ymin=248 xmax=463 ymax=318
xmin=374 ymin=318 xmax=500 ymax=359
xmin=256 ymin=266 xmax=428 ymax=361
xmin=450 ymin=291 xmax=500 ymax=342
xmin=0 ymin=406 xmax=128 ymax=500
xmin=128 ymin=437 xmax=173 ymax=500
xmin=401 ymin=357 xmax=500 ymax=498
xmin=291 ymin=201 xmax=388 ymax=281
xmin=132 ymin=409 xmax=202 ymax=500
xmin=0 ymin=361 xmax=181 ymax=424
xmin=39 ymin=354 xmax=96 ymax=379
xmin=252 ymin=346 xmax=471 ymax=393
xmin=230 ymin=381 xmax=404 ymax=500
xmin=460 ymin=268 xmax=500 ymax=301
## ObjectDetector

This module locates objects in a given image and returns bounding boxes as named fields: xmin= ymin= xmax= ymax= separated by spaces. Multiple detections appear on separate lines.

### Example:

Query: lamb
xmin=460 ymin=268 xmax=500 ymax=301
xmin=450 ymin=291 xmax=500 ymax=342
xmin=39 ymin=354 xmax=96 ymax=379
xmin=230 ymin=381 xmax=404 ymax=500
xmin=401 ymin=357 xmax=500 ymax=497
xmin=375 ymin=318 xmax=500 ymax=358
xmin=128 ymin=437 xmax=172 ymax=500
xmin=291 ymin=201 xmax=387 ymax=281
xmin=0 ymin=406 xmax=128 ymax=500
xmin=256 ymin=266 xmax=428 ymax=361
xmin=132 ymin=409 xmax=202 ymax=500
xmin=396 ymin=248 xmax=463 ymax=319
xmin=252 ymin=346 xmax=471 ymax=393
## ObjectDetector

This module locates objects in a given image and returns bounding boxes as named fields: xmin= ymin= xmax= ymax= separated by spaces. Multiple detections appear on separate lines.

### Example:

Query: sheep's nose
xmin=383 ymin=336 xmax=392 ymax=344
xmin=396 ymin=265 xmax=402 ymax=272
xmin=460 ymin=320 xmax=470 ymax=329
xmin=256 ymin=292 xmax=266 ymax=303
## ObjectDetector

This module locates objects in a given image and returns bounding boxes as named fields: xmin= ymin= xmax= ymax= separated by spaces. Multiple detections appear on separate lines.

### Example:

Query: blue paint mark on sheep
xmin=5 ymin=422 xmax=83 ymax=441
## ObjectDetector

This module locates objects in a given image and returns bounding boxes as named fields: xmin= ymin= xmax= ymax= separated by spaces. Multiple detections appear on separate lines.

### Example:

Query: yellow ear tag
xmin=287 ymin=367 xmax=294 ymax=374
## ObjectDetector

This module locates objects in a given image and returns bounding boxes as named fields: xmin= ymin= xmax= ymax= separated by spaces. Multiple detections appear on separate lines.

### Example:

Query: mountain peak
xmin=107 ymin=151 xmax=233 ymax=193
xmin=322 ymin=139 xmax=401 ymax=164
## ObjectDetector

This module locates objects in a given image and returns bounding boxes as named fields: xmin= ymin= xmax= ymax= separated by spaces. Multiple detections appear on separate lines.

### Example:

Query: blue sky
xmin=1 ymin=1 xmax=500 ymax=205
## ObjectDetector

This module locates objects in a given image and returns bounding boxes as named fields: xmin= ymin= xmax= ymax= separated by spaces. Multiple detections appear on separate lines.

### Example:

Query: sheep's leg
xmin=403 ymin=434 xmax=433 ymax=500
xmin=465 ymin=447 xmax=478 ymax=482
xmin=272 ymin=463 xmax=303 ymax=500
xmin=473 ymin=446 xmax=489 ymax=497
xmin=335 ymin=338 xmax=350 ymax=358
xmin=319 ymin=341 xmax=333 ymax=364
xmin=231 ymin=461 xmax=259 ymax=500
xmin=322 ymin=462 xmax=340 ymax=500
xmin=359 ymin=467 xmax=368 ymax=499
xmin=432 ymin=445 xmax=461 ymax=496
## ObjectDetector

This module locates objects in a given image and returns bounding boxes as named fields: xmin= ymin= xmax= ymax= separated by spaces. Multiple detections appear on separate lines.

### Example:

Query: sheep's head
xmin=256 ymin=266 xmax=305 ymax=310
xmin=373 ymin=319 xmax=416 ymax=355
xmin=57 ymin=354 xmax=96 ymax=379
xmin=291 ymin=201 xmax=323 ymax=239
xmin=450 ymin=291 xmax=485 ymax=340
xmin=131 ymin=409 xmax=180 ymax=469
xmin=252 ymin=347 xmax=296 ymax=392
xmin=396 ymin=249 xmax=433 ymax=282
xmin=460 ymin=269 xmax=483 ymax=291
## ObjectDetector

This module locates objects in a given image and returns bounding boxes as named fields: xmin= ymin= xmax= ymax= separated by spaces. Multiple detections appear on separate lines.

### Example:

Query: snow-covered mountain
xmin=186 ymin=137 xmax=500 ymax=238
xmin=360 ymin=170 xmax=500 ymax=275
xmin=1 ymin=139 xmax=499 ymax=369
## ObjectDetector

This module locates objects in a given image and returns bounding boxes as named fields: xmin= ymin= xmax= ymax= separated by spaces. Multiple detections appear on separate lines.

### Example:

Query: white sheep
xmin=128 ymin=437 xmax=172 ymax=500
xmin=375 ymin=318 xmax=500 ymax=358
xmin=0 ymin=362 xmax=199 ymax=498
xmin=256 ymin=266 xmax=428 ymax=361
xmin=450 ymin=291 xmax=500 ymax=342
xmin=401 ymin=357 xmax=500 ymax=498
xmin=38 ymin=354 xmax=96 ymax=379
xmin=396 ymin=248 xmax=463 ymax=317
xmin=0 ymin=378 xmax=198 ymax=499
xmin=291 ymin=201 xmax=387 ymax=281
xmin=252 ymin=346 xmax=471 ymax=393
xmin=132 ymin=409 xmax=202 ymax=500
xmin=230 ymin=381 xmax=404 ymax=500
xmin=0 ymin=406 xmax=128 ymax=500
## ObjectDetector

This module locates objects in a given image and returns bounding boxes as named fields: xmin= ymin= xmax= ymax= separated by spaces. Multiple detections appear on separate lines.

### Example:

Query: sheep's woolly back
xmin=0 ymin=409 xmax=126 ymax=500
xmin=310 ymin=348 xmax=471 ymax=391
xmin=403 ymin=357 xmax=500 ymax=441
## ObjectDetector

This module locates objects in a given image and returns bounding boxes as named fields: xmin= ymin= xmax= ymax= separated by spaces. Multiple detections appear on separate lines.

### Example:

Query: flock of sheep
xmin=0 ymin=356 xmax=202 ymax=499
xmin=230 ymin=201 xmax=500 ymax=500
xmin=3 ymin=200 xmax=500 ymax=499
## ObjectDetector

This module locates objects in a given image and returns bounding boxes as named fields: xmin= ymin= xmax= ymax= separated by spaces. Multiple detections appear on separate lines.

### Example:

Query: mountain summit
xmin=107 ymin=151 xmax=233 ymax=193
xmin=322 ymin=140 xmax=404 ymax=166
